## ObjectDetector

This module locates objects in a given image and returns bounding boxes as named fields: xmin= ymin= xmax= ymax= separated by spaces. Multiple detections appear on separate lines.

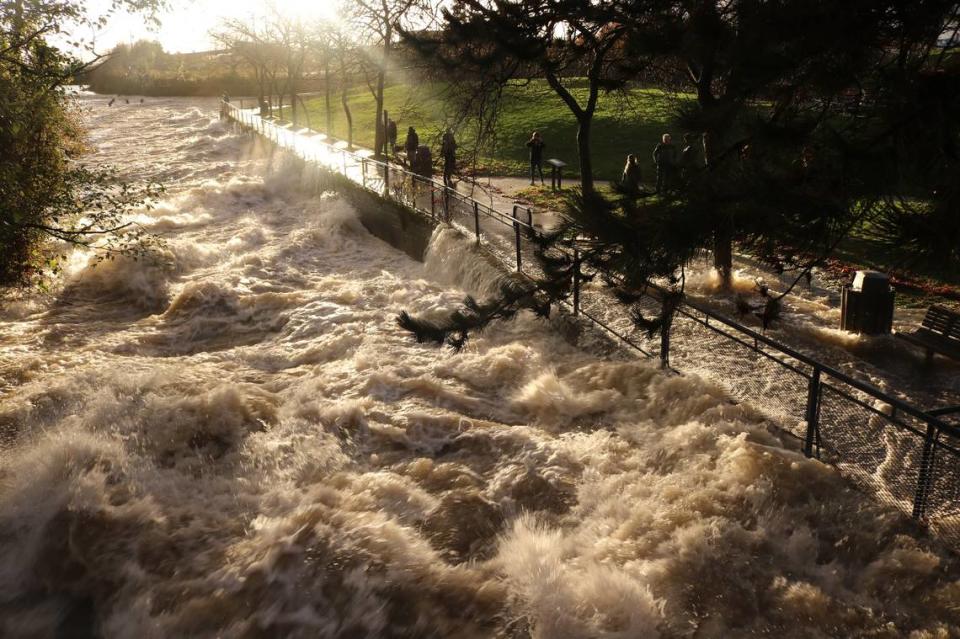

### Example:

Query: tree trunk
xmin=12 ymin=0 xmax=24 ymax=44
xmin=713 ymin=231 xmax=733 ymax=285
xmin=703 ymin=126 xmax=732 ymax=287
xmin=342 ymin=74 xmax=354 ymax=150
xmin=374 ymin=27 xmax=390 ymax=159
xmin=290 ymin=81 xmax=297 ymax=126
xmin=255 ymin=66 xmax=265 ymax=110
xmin=544 ymin=71 xmax=595 ymax=195
xmin=374 ymin=70 xmax=385 ymax=157
xmin=297 ymin=95 xmax=311 ymax=129
xmin=270 ymin=75 xmax=280 ymax=118
xmin=324 ymin=59 xmax=332 ymax=133
xmin=698 ymin=81 xmax=733 ymax=288
xmin=577 ymin=115 xmax=594 ymax=195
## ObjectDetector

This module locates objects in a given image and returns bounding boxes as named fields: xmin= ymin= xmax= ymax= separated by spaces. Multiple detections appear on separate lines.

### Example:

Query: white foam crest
xmin=167 ymin=107 xmax=208 ymax=124
xmin=139 ymin=209 xmax=215 ymax=231
xmin=0 ymin=293 xmax=43 ymax=321
xmin=225 ymin=226 xmax=267 ymax=252
xmin=64 ymin=251 xmax=175 ymax=311
xmin=512 ymin=370 xmax=624 ymax=429
xmin=279 ymin=197 xmax=368 ymax=255
xmin=0 ymin=430 xmax=131 ymax=596
xmin=683 ymin=265 xmax=759 ymax=296
xmin=433 ymin=342 xmax=543 ymax=390
xmin=62 ymin=235 xmax=218 ymax=313
xmin=498 ymin=515 xmax=663 ymax=638
xmin=424 ymin=226 xmax=506 ymax=298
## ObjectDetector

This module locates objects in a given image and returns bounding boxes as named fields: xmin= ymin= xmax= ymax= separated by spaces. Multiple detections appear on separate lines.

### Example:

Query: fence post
xmin=572 ymin=248 xmax=580 ymax=315
xmin=912 ymin=423 xmax=939 ymax=520
xmin=361 ymin=158 xmax=367 ymax=189
xmin=473 ymin=202 xmax=481 ymax=245
xmin=430 ymin=183 xmax=436 ymax=219
xmin=803 ymin=367 xmax=822 ymax=458
xmin=527 ymin=207 xmax=533 ymax=229
xmin=512 ymin=206 xmax=522 ymax=272
xmin=384 ymin=163 xmax=390 ymax=196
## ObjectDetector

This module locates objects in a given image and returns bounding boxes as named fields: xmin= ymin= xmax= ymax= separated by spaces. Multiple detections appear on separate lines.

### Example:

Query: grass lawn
xmin=302 ymin=79 xmax=689 ymax=183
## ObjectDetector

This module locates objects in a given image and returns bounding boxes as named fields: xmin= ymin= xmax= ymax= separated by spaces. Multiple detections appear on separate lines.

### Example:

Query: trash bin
xmin=840 ymin=270 xmax=895 ymax=334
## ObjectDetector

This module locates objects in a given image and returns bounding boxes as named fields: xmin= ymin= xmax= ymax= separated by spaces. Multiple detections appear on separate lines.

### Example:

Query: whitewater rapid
xmin=1 ymin=96 xmax=958 ymax=638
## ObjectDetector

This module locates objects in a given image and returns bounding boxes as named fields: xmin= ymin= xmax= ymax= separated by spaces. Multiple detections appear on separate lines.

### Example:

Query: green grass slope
xmin=302 ymin=80 xmax=689 ymax=182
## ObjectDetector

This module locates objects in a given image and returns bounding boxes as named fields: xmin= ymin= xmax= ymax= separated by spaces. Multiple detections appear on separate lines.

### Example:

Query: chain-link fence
xmin=222 ymin=101 xmax=960 ymax=549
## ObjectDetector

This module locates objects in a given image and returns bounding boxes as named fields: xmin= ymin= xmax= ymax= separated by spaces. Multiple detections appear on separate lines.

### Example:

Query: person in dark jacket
xmin=526 ymin=131 xmax=545 ymax=185
xmin=386 ymin=119 xmax=398 ymax=154
xmin=652 ymin=133 xmax=677 ymax=194
xmin=621 ymin=154 xmax=642 ymax=195
xmin=415 ymin=144 xmax=433 ymax=179
xmin=404 ymin=127 xmax=419 ymax=165
xmin=440 ymin=130 xmax=457 ymax=188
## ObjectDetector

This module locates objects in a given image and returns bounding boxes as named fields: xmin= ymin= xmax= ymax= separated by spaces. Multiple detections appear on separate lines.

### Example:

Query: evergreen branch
xmin=397 ymin=274 xmax=554 ymax=351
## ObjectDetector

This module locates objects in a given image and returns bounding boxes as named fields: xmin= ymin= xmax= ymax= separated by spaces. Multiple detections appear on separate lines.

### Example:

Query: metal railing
xmin=221 ymin=101 xmax=960 ymax=548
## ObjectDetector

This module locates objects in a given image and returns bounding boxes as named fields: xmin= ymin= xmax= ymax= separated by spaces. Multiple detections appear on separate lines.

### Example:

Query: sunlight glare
xmin=86 ymin=0 xmax=345 ymax=54
xmin=210 ymin=0 xmax=344 ymax=25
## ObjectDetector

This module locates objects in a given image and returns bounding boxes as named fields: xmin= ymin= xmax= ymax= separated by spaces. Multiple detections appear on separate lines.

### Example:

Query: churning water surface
xmin=1 ymin=96 xmax=959 ymax=638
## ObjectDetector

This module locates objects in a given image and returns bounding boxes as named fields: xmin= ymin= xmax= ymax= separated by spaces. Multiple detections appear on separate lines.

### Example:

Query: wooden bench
xmin=895 ymin=305 xmax=960 ymax=362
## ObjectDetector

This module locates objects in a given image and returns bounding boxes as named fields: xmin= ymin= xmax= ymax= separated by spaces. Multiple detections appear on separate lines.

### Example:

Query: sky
xmin=79 ymin=0 xmax=344 ymax=54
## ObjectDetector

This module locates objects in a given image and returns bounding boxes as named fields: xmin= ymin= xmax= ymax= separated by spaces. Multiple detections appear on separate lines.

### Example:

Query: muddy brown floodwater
xmin=1 ymin=95 xmax=959 ymax=638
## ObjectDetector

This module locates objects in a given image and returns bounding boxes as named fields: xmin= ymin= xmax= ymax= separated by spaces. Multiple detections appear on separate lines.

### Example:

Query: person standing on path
xmin=386 ymin=119 xmax=398 ymax=154
xmin=526 ymin=131 xmax=545 ymax=186
xmin=621 ymin=154 xmax=642 ymax=195
xmin=440 ymin=130 xmax=457 ymax=188
xmin=404 ymin=126 xmax=419 ymax=167
xmin=652 ymin=133 xmax=677 ymax=194
xmin=412 ymin=144 xmax=433 ymax=201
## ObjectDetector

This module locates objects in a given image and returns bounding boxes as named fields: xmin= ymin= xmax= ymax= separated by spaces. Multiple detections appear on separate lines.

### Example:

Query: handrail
xmin=664 ymin=283 xmax=959 ymax=438
xmin=234 ymin=102 xmax=542 ymax=233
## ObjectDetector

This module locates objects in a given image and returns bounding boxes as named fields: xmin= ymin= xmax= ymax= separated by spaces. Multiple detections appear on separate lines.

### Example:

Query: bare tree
xmin=405 ymin=0 xmax=640 ymax=195
xmin=212 ymin=17 xmax=282 ymax=114
xmin=264 ymin=8 xmax=311 ymax=125
xmin=308 ymin=21 xmax=338 ymax=134
xmin=348 ymin=0 xmax=432 ymax=158
xmin=330 ymin=26 xmax=360 ymax=149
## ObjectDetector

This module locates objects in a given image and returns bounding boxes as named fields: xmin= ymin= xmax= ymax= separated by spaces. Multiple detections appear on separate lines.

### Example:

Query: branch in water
xmin=397 ymin=276 xmax=551 ymax=351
